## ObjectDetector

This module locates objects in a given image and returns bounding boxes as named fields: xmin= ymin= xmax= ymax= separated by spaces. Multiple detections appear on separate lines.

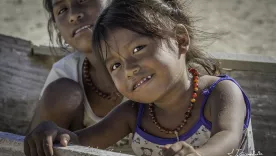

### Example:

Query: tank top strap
xmin=200 ymin=75 xmax=251 ymax=130
xmin=136 ymin=104 xmax=145 ymax=127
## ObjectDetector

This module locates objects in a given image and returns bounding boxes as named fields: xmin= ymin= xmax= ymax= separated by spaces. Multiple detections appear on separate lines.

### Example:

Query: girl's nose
xmin=126 ymin=65 xmax=141 ymax=79
xmin=69 ymin=12 xmax=84 ymax=23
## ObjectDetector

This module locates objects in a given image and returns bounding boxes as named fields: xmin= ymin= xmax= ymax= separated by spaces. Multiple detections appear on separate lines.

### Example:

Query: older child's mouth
xmin=73 ymin=25 xmax=93 ymax=37
xmin=133 ymin=74 xmax=154 ymax=90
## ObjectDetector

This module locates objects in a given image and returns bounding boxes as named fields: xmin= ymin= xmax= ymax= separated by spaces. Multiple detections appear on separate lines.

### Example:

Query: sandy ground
xmin=0 ymin=0 xmax=275 ymax=56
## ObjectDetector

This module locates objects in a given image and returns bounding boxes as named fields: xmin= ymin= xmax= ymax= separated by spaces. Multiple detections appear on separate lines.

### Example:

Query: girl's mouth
xmin=73 ymin=25 xmax=93 ymax=37
xmin=133 ymin=74 xmax=154 ymax=90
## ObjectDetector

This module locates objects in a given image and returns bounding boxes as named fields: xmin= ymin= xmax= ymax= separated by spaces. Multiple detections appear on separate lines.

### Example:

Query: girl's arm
xmin=196 ymin=80 xmax=247 ymax=156
xmin=75 ymin=100 xmax=137 ymax=149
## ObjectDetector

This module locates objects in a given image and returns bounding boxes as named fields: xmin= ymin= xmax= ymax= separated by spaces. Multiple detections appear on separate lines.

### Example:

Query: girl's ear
xmin=174 ymin=24 xmax=190 ymax=54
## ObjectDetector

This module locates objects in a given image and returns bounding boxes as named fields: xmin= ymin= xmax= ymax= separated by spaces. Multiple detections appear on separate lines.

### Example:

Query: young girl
xmin=24 ymin=0 xmax=254 ymax=156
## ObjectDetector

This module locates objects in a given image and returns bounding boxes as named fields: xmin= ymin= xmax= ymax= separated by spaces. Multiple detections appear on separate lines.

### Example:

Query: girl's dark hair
xmin=43 ymin=0 xmax=65 ymax=49
xmin=92 ymin=0 xmax=220 ymax=75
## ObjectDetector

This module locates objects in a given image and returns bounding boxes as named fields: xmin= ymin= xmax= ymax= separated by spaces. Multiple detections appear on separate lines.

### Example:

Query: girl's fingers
xmin=34 ymin=139 xmax=45 ymax=156
xmin=163 ymin=143 xmax=183 ymax=156
xmin=28 ymin=139 xmax=38 ymax=156
xmin=43 ymin=136 xmax=54 ymax=156
xmin=24 ymin=137 xmax=31 ymax=156
xmin=58 ymin=133 xmax=71 ymax=147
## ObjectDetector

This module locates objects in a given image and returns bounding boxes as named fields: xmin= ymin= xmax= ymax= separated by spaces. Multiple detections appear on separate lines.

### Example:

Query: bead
xmin=192 ymin=93 xmax=197 ymax=98
xmin=194 ymin=76 xmax=199 ymax=80
xmin=191 ymin=98 xmax=196 ymax=103
xmin=189 ymin=68 xmax=196 ymax=74
xmin=85 ymin=78 xmax=91 ymax=82
xmin=176 ymin=127 xmax=181 ymax=131
xmin=194 ymin=87 xmax=199 ymax=91
xmin=194 ymin=83 xmax=198 ymax=87
xmin=194 ymin=79 xmax=199 ymax=83
xmin=185 ymin=112 xmax=191 ymax=118
xmin=168 ymin=131 xmax=173 ymax=134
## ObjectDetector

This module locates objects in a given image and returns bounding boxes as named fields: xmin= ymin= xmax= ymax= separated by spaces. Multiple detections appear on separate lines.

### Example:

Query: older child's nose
xmin=69 ymin=11 xmax=84 ymax=23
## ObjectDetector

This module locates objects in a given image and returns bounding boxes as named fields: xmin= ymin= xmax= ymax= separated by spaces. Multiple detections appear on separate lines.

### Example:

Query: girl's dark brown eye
xmin=58 ymin=8 xmax=67 ymax=15
xmin=111 ymin=63 xmax=121 ymax=71
xmin=133 ymin=45 xmax=146 ymax=53
xmin=79 ymin=0 xmax=88 ymax=3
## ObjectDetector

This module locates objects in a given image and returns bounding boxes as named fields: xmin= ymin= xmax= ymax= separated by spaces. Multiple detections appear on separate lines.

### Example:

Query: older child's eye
xmin=111 ymin=63 xmax=121 ymax=71
xmin=58 ymin=8 xmax=68 ymax=15
xmin=79 ymin=0 xmax=88 ymax=3
xmin=133 ymin=45 xmax=146 ymax=53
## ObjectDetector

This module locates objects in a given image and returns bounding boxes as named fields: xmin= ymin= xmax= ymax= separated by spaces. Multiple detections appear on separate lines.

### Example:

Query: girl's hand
xmin=163 ymin=141 xmax=201 ymax=156
xmin=24 ymin=121 xmax=79 ymax=156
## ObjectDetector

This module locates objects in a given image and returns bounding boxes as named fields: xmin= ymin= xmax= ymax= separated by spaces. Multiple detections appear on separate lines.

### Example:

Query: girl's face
xmin=103 ymin=28 xmax=187 ymax=103
xmin=52 ymin=0 xmax=107 ymax=53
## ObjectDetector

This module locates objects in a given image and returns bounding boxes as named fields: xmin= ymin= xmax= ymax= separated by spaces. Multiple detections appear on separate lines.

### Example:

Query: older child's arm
xmin=24 ymin=100 xmax=137 ymax=156
xmin=75 ymin=100 xmax=137 ymax=148
xmin=196 ymin=80 xmax=247 ymax=156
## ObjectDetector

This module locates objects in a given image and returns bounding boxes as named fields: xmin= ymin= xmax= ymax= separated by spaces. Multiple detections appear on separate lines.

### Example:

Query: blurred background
xmin=0 ymin=0 xmax=275 ymax=56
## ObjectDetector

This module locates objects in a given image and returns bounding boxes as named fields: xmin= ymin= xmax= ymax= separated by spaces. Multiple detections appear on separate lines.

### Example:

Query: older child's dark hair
xmin=92 ymin=0 xmax=220 ymax=75
xmin=43 ymin=0 xmax=65 ymax=49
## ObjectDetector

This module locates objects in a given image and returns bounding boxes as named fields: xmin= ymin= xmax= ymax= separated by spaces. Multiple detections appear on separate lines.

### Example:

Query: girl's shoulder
xmin=199 ymin=74 xmax=242 ymax=94
xmin=53 ymin=52 xmax=84 ymax=69
xmin=199 ymin=74 xmax=247 ymax=111
xmin=110 ymin=100 xmax=140 ymax=131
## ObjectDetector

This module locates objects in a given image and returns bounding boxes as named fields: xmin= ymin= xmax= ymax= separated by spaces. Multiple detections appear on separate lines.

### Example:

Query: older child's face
xmin=104 ymin=28 xmax=186 ymax=103
xmin=52 ymin=0 xmax=107 ymax=53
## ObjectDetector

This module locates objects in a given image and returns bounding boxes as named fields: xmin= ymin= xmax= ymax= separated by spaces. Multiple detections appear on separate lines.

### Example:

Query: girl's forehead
xmin=105 ymin=29 xmax=145 ymax=49
xmin=52 ymin=0 xmax=65 ymax=6
xmin=52 ymin=0 xmax=109 ymax=5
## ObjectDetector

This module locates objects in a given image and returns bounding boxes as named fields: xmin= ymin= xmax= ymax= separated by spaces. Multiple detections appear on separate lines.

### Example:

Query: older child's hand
xmin=163 ymin=141 xmax=201 ymax=156
xmin=24 ymin=121 xmax=79 ymax=156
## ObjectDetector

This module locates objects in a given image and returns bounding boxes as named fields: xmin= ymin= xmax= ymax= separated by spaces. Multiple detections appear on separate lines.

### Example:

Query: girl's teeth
xmin=134 ymin=75 xmax=152 ymax=89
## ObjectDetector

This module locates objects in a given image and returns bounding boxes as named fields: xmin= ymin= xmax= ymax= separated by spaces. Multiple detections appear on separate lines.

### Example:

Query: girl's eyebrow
xmin=52 ymin=0 xmax=63 ymax=7
xmin=123 ymin=34 xmax=145 ymax=49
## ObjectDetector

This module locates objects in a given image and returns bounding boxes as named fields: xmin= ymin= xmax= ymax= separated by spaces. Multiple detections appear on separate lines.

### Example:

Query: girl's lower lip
xmin=73 ymin=28 xmax=91 ymax=37
xmin=133 ymin=75 xmax=154 ymax=91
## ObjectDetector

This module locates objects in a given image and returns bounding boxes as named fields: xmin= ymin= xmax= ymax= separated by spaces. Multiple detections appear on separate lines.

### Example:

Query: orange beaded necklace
xmin=148 ymin=68 xmax=199 ymax=139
